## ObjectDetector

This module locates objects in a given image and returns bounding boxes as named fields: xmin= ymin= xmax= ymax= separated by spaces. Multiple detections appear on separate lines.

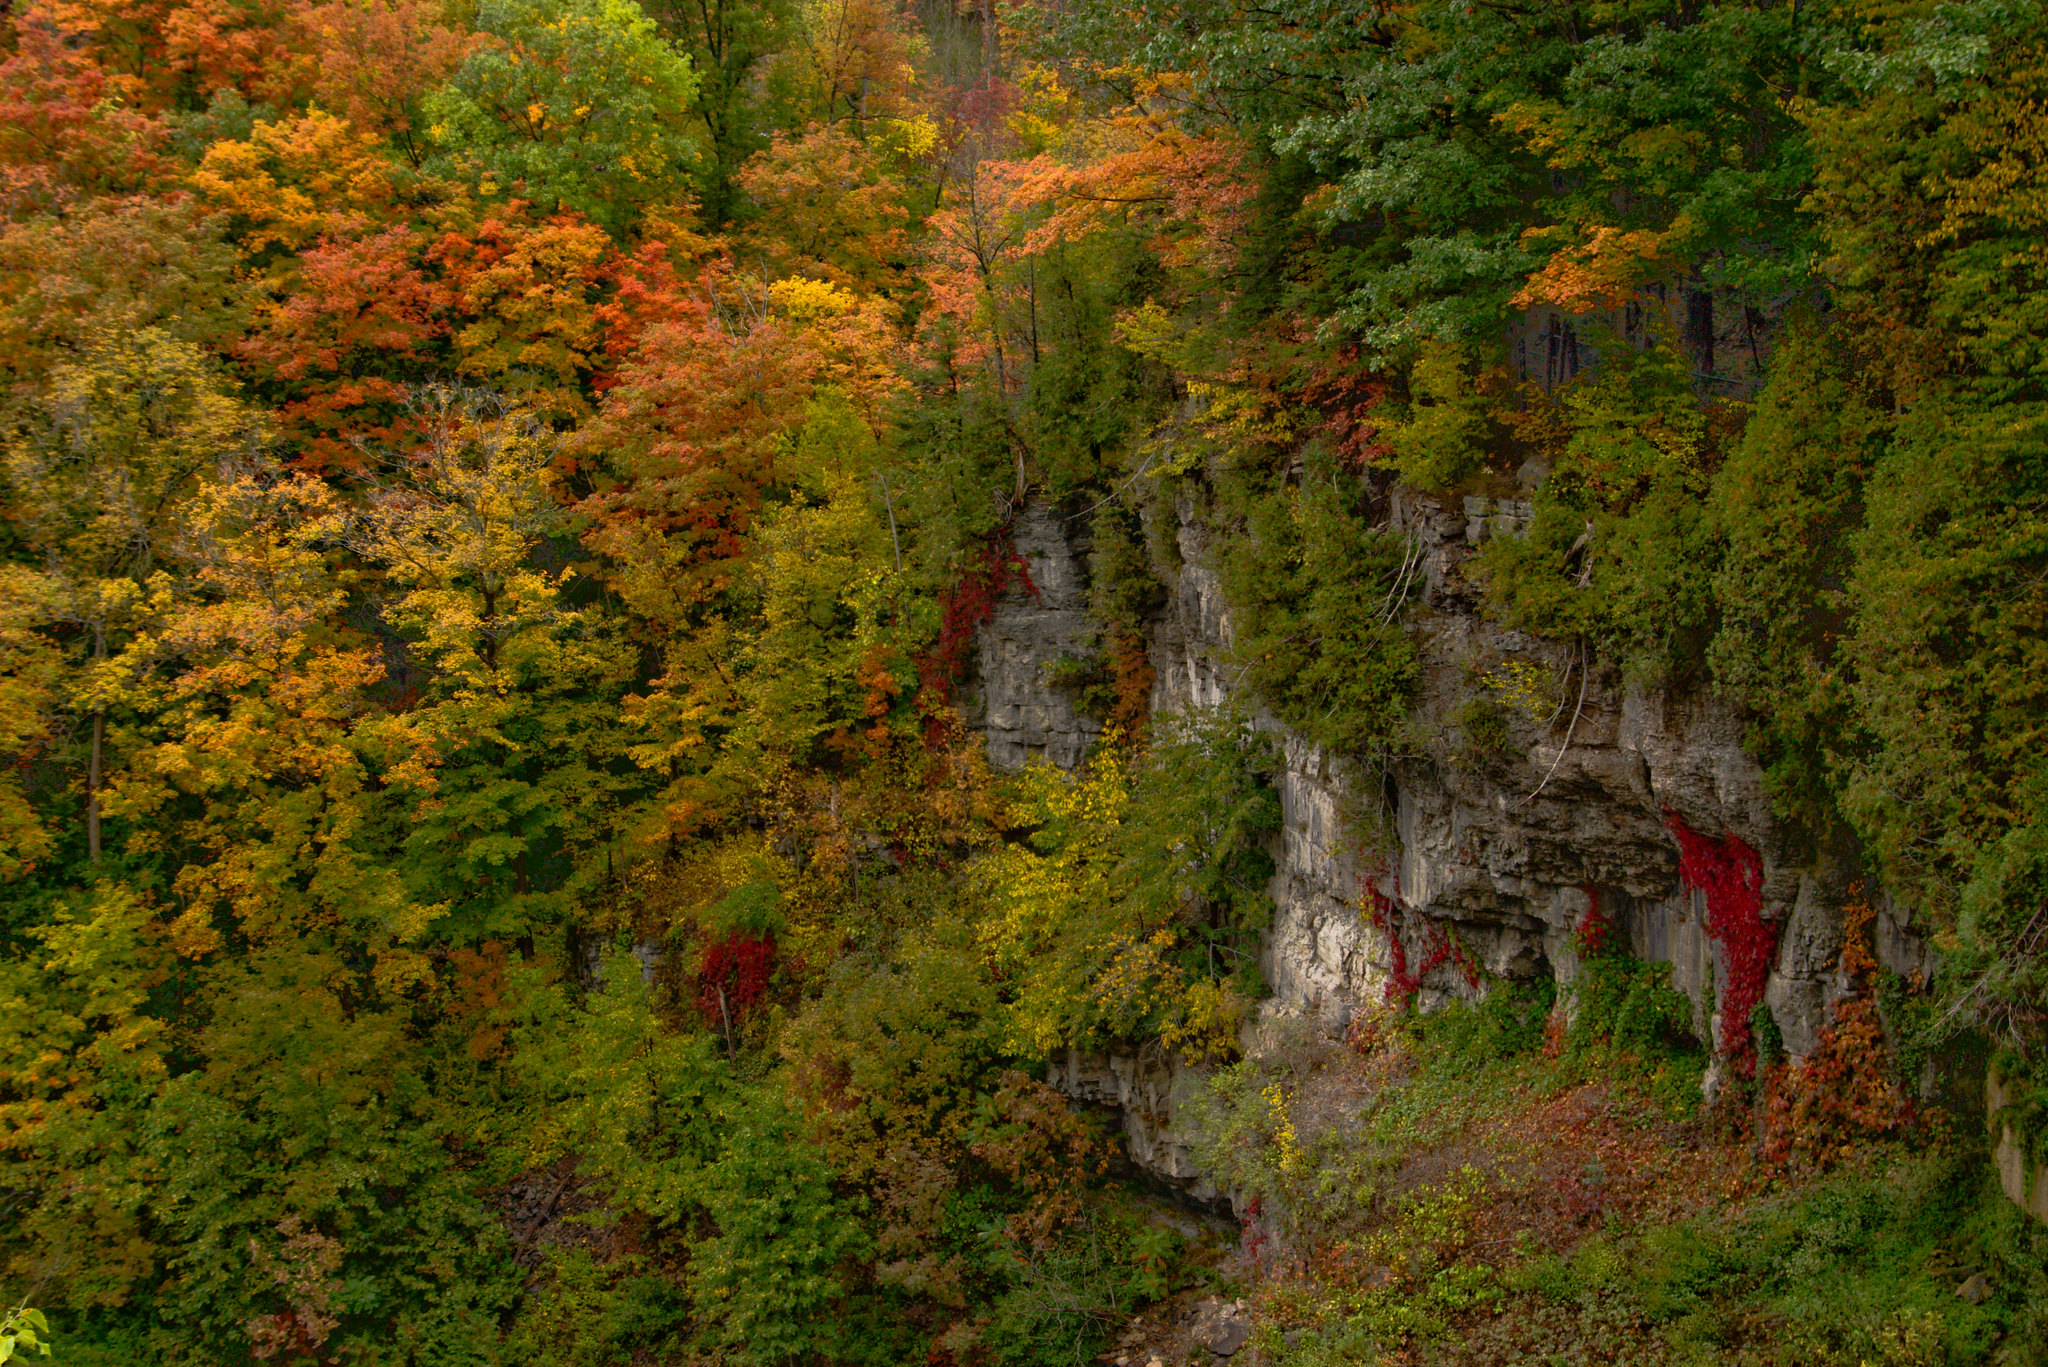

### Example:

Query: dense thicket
xmin=0 ymin=0 xmax=2044 ymax=1360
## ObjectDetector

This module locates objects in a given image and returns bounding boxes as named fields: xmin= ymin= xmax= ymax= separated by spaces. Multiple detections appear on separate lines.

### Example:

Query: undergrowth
xmin=1188 ymin=972 xmax=2041 ymax=1367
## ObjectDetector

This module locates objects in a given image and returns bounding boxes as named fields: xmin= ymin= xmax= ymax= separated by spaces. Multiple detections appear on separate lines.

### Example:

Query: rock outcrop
xmin=1988 ymin=1065 xmax=2048 ymax=1225
xmin=961 ymin=502 xmax=1103 ymax=771
xmin=1044 ymin=1048 xmax=1215 ymax=1203
xmin=980 ymin=490 xmax=1929 ymax=1193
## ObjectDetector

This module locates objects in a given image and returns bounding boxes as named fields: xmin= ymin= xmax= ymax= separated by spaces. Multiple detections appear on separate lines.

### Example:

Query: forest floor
xmin=1097 ymin=1016 xmax=2044 ymax=1367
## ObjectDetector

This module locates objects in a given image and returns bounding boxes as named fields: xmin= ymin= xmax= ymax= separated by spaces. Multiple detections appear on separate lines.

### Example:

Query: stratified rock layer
xmin=961 ymin=502 xmax=1103 ymax=771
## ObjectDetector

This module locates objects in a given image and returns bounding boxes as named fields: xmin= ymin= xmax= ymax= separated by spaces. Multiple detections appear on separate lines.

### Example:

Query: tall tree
xmin=353 ymin=387 xmax=645 ymax=940
xmin=0 ymin=329 xmax=262 ymax=862
xmin=421 ymin=0 xmax=701 ymax=235
xmin=645 ymin=0 xmax=791 ymax=223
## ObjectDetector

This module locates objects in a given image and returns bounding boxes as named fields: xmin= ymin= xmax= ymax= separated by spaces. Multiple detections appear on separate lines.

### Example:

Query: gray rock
xmin=1044 ymin=1048 xmax=1216 ymax=1203
xmin=980 ymin=492 xmax=1935 ymax=1188
xmin=965 ymin=502 xmax=1103 ymax=772
xmin=1188 ymin=1299 xmax=1253 ymax=1357
xmin=1988 ymin=1064 xmax=2048 ymax=1226
xmin=1764 ymin=973 xmax=1827 ymax=1059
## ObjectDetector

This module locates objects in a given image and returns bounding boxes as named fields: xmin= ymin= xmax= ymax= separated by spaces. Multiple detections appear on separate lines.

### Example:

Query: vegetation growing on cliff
xmin=1193 ymin=938 xmax=2045 ymax=1366
xmin=0 ymin=0 xmax=2045 ymax=1359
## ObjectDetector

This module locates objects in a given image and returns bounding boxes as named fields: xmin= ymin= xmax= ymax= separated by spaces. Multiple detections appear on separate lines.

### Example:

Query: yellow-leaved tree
xmin=0 ymin=329 xmax=264 ymax=865
xmin=352 ymin=387 xmax=645 ymax=944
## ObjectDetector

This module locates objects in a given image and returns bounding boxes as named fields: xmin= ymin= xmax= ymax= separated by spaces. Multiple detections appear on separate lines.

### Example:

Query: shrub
xmin=1452 ymin=696 xmax=1512 ymax=757
xmin=1418 ymin=979 xmax=1554 ymax=1063
xmin=977 ymin=710 xmax=1279 ymax=1059
xmin=1216 ymin=479 xmax=1419 ymax=757
xmin=1479 ymin=336 xmax=1720 ymax=684
xmin=976 ymin=1204 xmax=1187 ymax=1367
xmin=1372 ymin=338 xmax=1497 ymax=492
xmin=1571 ymin=957 xmax=1697 ymax=1061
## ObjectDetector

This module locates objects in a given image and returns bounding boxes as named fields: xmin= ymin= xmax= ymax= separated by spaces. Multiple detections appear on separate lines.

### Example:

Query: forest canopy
xmin=1 ymin=0 xmax=2046 ymax=1361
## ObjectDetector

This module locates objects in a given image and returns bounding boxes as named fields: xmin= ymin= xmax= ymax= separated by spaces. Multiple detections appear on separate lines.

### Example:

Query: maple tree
xmin=0 ymin=196 xmax=247 ymax=395
xmin=0 ymin=330 xmax=260 ymax=861
xmin=277 ymin=0 xmax=472 ymax=165
xmin=235 ymin=222 xmax=454 ymax=466
xmin=0 ymin=4 xmax=167 ymax=213
xmin=188 ymin=105 xmax=407 ymax=255
xmin=771 ymin=0 xmax=918 ymax=134
xmin=431 ymin=209 xmax=618 ymax=417
xmin=421 ymin=0 xmax=701 ymax=233
xmin=351 ymin=388 xmax=648 ymax=942
xmin=736 ymin=123 xmax=910 ymax=292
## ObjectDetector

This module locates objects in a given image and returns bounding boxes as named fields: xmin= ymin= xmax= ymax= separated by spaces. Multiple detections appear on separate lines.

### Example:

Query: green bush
xmin=1571 ymin=956 xmax=1697 ymax=1059
xmin=1480 ymin=337 xmax=1719 ymax=685
xmin=978 ymin=1205 xmax=1186 ymax=1366
xmin=1566 ymin=955 xmax=1707 ymax=1116
xmin=1451 ymin=695 xmax=1512 ymax=760
xmin=1216 ymin=478 xmax=1419 ymax=757
xmin=1515 ymin=1151 xmax=2032 ymax=1365
xmin=1706 ymin=316 xmax=1875 ymax=840
xmin=1417 ymin=979 xmax=1553 ymax=1063
xmin=1089 ymin=502 xmax=1168 ymax=634
xmin=1373 ymin=338 xmax=1496 ymax=492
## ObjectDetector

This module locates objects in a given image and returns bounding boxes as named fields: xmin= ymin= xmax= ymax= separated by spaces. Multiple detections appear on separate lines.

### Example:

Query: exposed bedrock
xmin=979 ymin=492 xmax=1931 ymax=1192
xmin=1044 ymin=1048 xmax=1220 ymax=1206
xmin=959 ymin=501 xmax=1103 ymax=771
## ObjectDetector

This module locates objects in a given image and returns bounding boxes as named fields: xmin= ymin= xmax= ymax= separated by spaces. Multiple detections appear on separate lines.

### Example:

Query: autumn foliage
xmin=1667 ymin=812 xmax=1775 ymax=1070
xmin=0 ymin=0 xmax=2042 ymax=1359
xmin=1760 ymin=895 xmax=1912 ymax=1170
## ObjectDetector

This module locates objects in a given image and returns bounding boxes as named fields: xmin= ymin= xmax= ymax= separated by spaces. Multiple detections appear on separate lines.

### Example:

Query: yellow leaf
xmin=168 ymin=906 xmax=222 ymax=959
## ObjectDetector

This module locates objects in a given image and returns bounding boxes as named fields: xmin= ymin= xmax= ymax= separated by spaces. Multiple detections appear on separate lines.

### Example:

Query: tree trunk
xmin=88 ymin=707 xmax=103 ymax=863
xmin=1686 ymin=286 xmax=1715 ymax=382
xmin=88 ymin=624 xmax=105 ymax=863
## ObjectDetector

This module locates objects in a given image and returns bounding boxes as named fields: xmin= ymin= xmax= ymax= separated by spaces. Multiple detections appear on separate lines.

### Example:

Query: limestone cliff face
xmin=959 ymin=503 xmax=1103 ymax=772
xmin=1043 ymin=1048 xmax=1217 ymax=1202
xmin=977 ymin=490 xmax=1929 ymax=1191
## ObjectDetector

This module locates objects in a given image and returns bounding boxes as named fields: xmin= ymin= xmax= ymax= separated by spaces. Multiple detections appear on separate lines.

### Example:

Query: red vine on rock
xmin=1107 ymin=631 xmax=1155 ymax=734
xmin=1240 ymin=1195 xmax=1273 ymax=1269
xmin=1758 ymin=891 xmax=1909 ymax=1169
xmin=915 ymin=536 xmax=1039 ymax=747
xmin=1363 ymin=873 xmax=1480 ymax=1006
xmin=1664 ymin=812 xmax=1773 ymax=1073
xmin=1573 ymin=883 xmax=1612 ymax=957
